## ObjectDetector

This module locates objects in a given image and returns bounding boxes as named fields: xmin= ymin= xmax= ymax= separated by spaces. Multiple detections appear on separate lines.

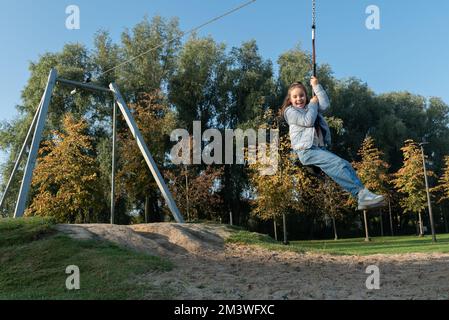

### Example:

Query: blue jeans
xmin=296 ymin=146 xmax=364 ymax=197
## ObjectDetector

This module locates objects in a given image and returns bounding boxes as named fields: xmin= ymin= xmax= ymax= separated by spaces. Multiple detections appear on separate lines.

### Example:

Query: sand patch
xmin=56 ymin=223 xmax=449 ymax=300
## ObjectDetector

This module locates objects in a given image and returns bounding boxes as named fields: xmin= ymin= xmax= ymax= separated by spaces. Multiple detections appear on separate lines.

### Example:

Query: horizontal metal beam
xmin=57 ymin=78 xmax=111 ymax=93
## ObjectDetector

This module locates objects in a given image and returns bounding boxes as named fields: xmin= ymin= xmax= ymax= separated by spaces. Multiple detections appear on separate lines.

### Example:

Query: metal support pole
xmin=0 ymin=96 xmax=43 ymax=211
xmin=273 ymin=219 xmax=278 ymax=241
xmin=388 ymin=198 xmax=394 ymax=236
xmin=363 ymin=210 xmax=371 ymax=242
xmin=420 ymin=143 xmax=437 ymax=242
xmin=110 ymin=99 xmax=117 ymax=225
xmin=14 ymin=68 xmax=57 ymax=218
xmin=379 ymin=210 xmax=384 ymax=237
xmin=109 ymin=83 xmax=184 ymax=223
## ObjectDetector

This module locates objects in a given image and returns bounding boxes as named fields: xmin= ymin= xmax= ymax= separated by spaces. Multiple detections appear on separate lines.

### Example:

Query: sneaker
xmin=357 ymin=188 xmax=386 ymax=210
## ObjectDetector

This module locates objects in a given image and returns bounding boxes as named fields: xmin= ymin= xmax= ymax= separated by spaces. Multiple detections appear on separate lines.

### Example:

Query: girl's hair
xmin=278 ymin=82 xmax=310 ymax=120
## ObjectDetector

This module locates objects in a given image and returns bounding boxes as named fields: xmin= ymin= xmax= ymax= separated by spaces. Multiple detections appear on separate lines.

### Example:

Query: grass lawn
xmin=227 ymin=230 xmax=449 ymax=256
xmin=0 ymin=217 xmax=174 ymax=300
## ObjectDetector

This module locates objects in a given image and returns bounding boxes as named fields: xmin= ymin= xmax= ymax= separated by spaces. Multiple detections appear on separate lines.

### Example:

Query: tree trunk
xmin=380 ymin=210 xmax=384 ymax=237
xmin=153 ymin=196 xmax=163 ymax=222
xmin=440 ymin=206 xmax=448 ymax=234
xmin=185 ymin=165 xmax=190 ymax=222
xmin=282 ymin=213 xmax=289 ymax=245
xmin=363 ymin=210 xmax=371 ymax=242
xmin=273 ymin=219 xmax=278 ymax=241
xmin=309 ymin=217 xmax=315 ymax=240
xmin=418 ymin=211 xmax=424 ymax=237
xmin=145 ymin=195 xmax=150 ymax=223
xmin=229 ymin=210 xmax=233 ymax=226
xmin=332 ymin=217 xmax=338 ymax=240
xmin=235 ymin=194 xmax=242 ymax=226
xmin=389 ymin=199 xmax=394 ymax=236
xmin=445 ymin=211 xmax=449 ymax=234
xmin=224 ymin=164 xmax=231 ymax=223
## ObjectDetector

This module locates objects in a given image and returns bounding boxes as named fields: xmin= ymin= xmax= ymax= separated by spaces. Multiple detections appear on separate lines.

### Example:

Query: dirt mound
xmin=55 ymin=223 xmax=449 ymax=299
xmin=55 ymin=223 xmax=231 ymax=257
xmin=130 ymin=223 xmax=231 ymax=253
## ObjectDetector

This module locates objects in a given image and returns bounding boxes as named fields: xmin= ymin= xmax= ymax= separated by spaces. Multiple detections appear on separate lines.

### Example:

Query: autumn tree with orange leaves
xmin=393 ymin=139 xmax=434 ymax=236
xmin=26 ymin=114 xmax=104 ymax=223
xmin=353 ymin=136 xmax=391 ymax=237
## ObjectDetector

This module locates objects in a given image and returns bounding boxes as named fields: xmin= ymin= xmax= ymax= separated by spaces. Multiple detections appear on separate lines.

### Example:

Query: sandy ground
xmin=56 ymin=223 xmax=449 ymax=300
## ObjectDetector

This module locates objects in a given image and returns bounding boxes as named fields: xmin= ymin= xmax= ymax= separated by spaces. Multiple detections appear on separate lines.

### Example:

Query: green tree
xmin=423 ymin=98 xmax=449 ymax=173
xmin=92 ymin=30 xmax=121 ymax=86
xmin=432 ymin=156 xmax=449 ymax=204
xmin=226 ymin=40 xmax=275 ymax=128
xmin=169 ymin=35 xmax=229 ymax=132
xmin=277 ymin=45 xmax=312 ymax=89
xmin=219 ymin=41 xmax=276 ymax=226
xmin=119 ymin=16 xmax=182 ymax=102
xmin=328 ymin=78 xmax=379 ymax=161
xmin=90 ymin=30 xmax=122 ymax=121
xmin=375 ymin=92 xmax=432 ymax=172
xmin=277 ymin=45 xmax=335 ymax=108
xmin=431 ymin=155 xmax=449 ymax=233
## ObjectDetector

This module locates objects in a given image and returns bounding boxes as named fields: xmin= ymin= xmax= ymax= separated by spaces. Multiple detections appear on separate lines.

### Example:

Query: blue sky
xmin=1 ymin=0 xmax=448 ymax=125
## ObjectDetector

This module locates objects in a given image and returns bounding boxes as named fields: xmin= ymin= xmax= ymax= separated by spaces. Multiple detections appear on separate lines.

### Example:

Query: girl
xmin=280 ymin=77 xmax=385 ymax=210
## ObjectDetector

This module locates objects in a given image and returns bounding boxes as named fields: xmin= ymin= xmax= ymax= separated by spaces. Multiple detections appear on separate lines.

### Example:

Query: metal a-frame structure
xmin=0 ymin=68 xmax=184 ymax=223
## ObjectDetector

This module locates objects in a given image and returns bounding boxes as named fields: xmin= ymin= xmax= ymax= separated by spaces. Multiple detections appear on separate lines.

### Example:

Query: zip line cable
xmin=97 ymin=0 xmax=257 ymax=80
